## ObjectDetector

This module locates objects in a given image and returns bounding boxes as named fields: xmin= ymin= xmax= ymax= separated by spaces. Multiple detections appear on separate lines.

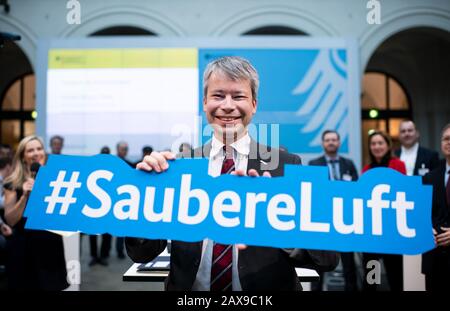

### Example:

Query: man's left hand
xmin=436 ymin=227 xmax=450 ymax=247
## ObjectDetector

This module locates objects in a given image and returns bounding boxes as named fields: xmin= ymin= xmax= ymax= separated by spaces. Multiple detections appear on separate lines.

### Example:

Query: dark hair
xmin=321 ymin=130 xmax=340 ymax=141
xmin=441 ymin=123 xmax=450 ymax=138
xmin=100 ymin=146 xmax=110 ymax=154
xmin=368 ymin=130 xmax=393 ymax=167
xmin=50 ymin=135 xmax=64 ymax=144
xmin=142 ymin=145 xmax=153 ymax=154
xmin=0 ymin=156 xmax=12 ymax=169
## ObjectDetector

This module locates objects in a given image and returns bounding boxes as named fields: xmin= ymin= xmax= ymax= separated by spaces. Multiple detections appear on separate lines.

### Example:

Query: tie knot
xmin=329 ymin=159 xmax=338 ymax=164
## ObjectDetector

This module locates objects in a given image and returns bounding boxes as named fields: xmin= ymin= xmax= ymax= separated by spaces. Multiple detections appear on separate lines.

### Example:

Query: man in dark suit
xmin=126 ymin=56 xmax=339 ymax=291
xmin=396 ymin=120 xmax=440 ymax=290
xmin=396 ymin=120 xmax=439 ymax=177
xmin=308 ymin=130 xmax=358 ymax=291
xmin=422 ymin=123 xmax=450 ymax=291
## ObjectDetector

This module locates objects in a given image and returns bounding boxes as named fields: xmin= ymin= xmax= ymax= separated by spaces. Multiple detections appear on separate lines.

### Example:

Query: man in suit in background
xmin=309 ymin=130 xmax=358 ymax=291
xmin=396 ymin=120 xmax=439 ymax=290
xmin=396 ymin=120 xmax=439 ymax=177
xmin=422 ymin=123 xmax=450 ymax=291
xmin=126 ymin=56 xmax=339 ymax=291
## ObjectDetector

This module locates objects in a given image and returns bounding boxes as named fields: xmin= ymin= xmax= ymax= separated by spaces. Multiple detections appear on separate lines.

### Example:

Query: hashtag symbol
xmin=44 ymin=171 xmax=82 ymax=215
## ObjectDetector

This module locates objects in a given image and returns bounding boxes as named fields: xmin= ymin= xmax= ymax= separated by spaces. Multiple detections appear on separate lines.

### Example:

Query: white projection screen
xmin=36 ymin=37 xmax=360 ymax=166
xmin=37 ymin=39 xmax=202 ymax=162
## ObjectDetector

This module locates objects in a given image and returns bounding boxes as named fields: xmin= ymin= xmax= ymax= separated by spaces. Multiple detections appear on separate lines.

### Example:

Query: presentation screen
xmin=37 ymin=37 xmax=360 ymax=166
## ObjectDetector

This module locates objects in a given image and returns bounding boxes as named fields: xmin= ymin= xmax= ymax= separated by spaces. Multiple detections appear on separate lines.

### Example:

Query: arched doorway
xmin=361 ymin=72 xmax=411 ymax=165
xmin=0 ymin=41 xmax=34 ymax=149
xmin=89 ymin=26 xmax=156 ymax=36
xmin=363 ymin=27 xmax=450 ymax=156
xmin=242 ymin=25 xmax=307 ymax=36
xmin=363 ymin=26 xmax=450 ymax=291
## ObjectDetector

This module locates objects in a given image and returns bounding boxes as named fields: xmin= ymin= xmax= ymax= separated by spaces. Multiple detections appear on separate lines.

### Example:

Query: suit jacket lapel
xmin=414 ymin=147 xmax=424 ymax=174
xmin=436 ymin=162 xmax=448 ymax=207
xmin=318 ymin=156 xmax=327 ymax=166
xmin=247 ymin=139 xmax=262 ymax=174
xmin=339 ymin=157 xmax=346 ymax=177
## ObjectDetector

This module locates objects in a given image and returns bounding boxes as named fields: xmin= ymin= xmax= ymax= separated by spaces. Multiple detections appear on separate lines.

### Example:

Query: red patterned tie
xmin=220 ymin=145 xmax=235 ymax=174
xmin=211 ymin=146 xmax=234 ymax=291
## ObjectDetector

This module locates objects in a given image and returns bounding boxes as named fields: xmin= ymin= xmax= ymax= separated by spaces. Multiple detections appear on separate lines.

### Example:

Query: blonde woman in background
xmin=3 ymin=135 xmax=68 ymax=290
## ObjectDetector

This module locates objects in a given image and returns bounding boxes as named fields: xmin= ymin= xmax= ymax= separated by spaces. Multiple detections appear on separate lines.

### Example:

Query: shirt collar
xmin=446 ymin=162 xmax=450 ymax=175
xmin=210 ymin=133 xmax=251 ymax=158
xmin=401 ymin=142 xmax=419 ymax=155
xmin=325 ymin=155 xmax=339 ymax=163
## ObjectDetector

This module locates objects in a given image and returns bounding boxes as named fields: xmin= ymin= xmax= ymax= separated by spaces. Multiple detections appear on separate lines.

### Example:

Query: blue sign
xmin=24 ymin=155 xmax=434 ymax=255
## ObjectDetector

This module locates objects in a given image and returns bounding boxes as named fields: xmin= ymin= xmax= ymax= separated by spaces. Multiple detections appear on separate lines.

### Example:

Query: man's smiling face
xmin=203 ymin=72 xmax=257 ymax=143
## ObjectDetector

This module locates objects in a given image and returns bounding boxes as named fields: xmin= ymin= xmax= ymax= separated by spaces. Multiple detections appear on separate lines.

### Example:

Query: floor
xmin=1 ymin=235 xmax=386 ymax=291
xmin=78 ymin=234 xmax=163 ymax=291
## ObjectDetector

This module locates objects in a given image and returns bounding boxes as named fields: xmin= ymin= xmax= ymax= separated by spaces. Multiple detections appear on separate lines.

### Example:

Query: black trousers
xmin=89 ymin=234 xmax=111 ymax=259
xmin=116 ymin=237 xmax=124 ymax=255
xmin=311 ymin=252 xmax=357 ymax=291
xmin=341 ymin=252 xmax=357 ymax=291
xmin=425 ymin=249 xmax=450 ymax=291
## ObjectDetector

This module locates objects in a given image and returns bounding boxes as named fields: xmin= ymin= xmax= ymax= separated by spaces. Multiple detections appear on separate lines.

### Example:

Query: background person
xmin=395 ymin=120 xmax=439 ymax=177
xmin=422 ymin=123 xmax=450 ymax=291
xmin=115 ymin=141 xmax=134 ymax=259
xmin=3 ymin=135 xmax=68 ymax=290
xmin=0 ymin=155 xmax=13 ymax=266
xmin=125 ymin=56 xmax=339 ymax=291
xmin=134 ymin=145 xmax=153 ymax=167
xmin=49 ymin=135 xmax=64 ymax=155
xmin=309 ymin=129 xmax=359 ymax=291
xmin=88 ymin=146 xmax=113 ymax=266
xmin=362 ymin=130 xmax=406 ymax=291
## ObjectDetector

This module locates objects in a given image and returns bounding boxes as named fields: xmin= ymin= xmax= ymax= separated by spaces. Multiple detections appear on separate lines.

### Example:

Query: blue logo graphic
xmin=199 ymin=48 xmax=350 ymax=153
xmin=24 ymin=155 xmax=434 ymax=255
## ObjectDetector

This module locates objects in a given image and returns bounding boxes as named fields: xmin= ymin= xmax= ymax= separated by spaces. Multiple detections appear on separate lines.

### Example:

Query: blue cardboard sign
xmin=24 ymin=154 xmax=434 ymax=255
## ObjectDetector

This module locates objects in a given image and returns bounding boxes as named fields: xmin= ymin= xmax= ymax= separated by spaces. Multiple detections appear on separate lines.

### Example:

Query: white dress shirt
xmin=324 ymin=155 xmax=340 ymax=181
xmin=191 ymin=134 xmax=251 ymax=291
xmin=445 ymin=162 xmax=450 ymax=187
xmin=400 ymin=143 xmax=419 ymax=176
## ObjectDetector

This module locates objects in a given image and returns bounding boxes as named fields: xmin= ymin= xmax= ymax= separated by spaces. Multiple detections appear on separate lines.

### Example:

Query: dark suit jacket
xmin=422 ymin=160 xmax=450 ymax=274
xmin=126 ymin=140 xmax=339 ymax=290
xmin=395 ymin=146 xmax=439 ymax=176
xmin=308 ymin=155 xmax=358 ymax=181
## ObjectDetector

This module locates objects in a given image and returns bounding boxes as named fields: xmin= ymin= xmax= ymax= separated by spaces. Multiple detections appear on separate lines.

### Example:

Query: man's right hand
xmin=136 ymin=151 xmax=176 ymax=173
